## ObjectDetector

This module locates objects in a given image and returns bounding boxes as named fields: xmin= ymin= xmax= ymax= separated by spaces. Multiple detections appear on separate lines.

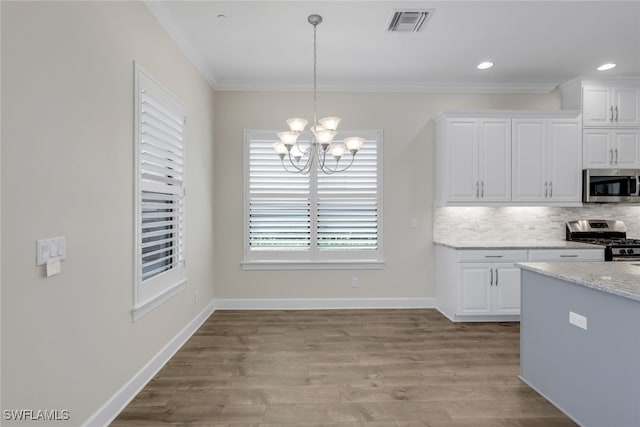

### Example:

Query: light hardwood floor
xmin=112 ymin=309 xmax=576 ymax=426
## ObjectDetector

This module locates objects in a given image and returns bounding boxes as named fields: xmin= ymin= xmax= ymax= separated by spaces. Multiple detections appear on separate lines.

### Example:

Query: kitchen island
xmin=519 ymin=262 xmax=640 ymax=427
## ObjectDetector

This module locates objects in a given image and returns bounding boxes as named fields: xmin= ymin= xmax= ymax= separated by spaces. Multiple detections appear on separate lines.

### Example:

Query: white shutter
xmin=244 ymin=129 xmax=382 ymax=262
xmin=134 ymin=64 xmax=186 ymax=318
xmin=247 ymin=132 xmax=311 ymax=256
xmin=317 ymin=135 xmax=379 ymax=254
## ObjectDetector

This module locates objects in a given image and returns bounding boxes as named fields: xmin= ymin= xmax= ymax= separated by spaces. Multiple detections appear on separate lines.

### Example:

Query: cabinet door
xmin=583 ymin=85 xmax=612 ymax=127
xmin=583 ymin=129 xmax=612 ymax=168
xmin=512 ymin=119 xmax=546 ymax=201
xmin=613 ymin=130 xmax=639 ymax=167
xmin=493 ymin=265 xmax=521 ymax=315
xmin=547 ymin=119 xmax=581 ymax=202
xmin=457 ymin=264 xmax=491 ymax=315
xmin=447 ymin=120 xmax=479 ymax=202
xmin=478 ymin=119 xmax=511 ymax=202
xmin=613 ymin=87 xmax=640 ymax=127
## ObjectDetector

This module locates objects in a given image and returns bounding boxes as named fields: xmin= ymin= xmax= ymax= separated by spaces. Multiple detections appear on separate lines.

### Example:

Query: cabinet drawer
xmin=528 ymin=249 xmax=604 ymax=261
xmin=457 ymin=249 xmax=528 ymax=262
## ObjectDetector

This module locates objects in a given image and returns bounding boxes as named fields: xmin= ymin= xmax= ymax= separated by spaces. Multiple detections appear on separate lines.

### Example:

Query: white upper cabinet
xmin=512 ymin=117 xmax=581 ymax=203
xmin=437 ymin=116 xmax=510 ymax=204
xmin=511 ymin=119 xmax=546 ymax=202
xmin=547 ymin=118 xmax=582 ymax=202
xmin=436 ymin=111 xmax=581 ymax=206
xmin=583 ymin=84 xmax=640 ymax=127
xmin=479 ymin=120 xmax=511 ymax=202
xmin=583 ymin=128 xmax=640 ymax=168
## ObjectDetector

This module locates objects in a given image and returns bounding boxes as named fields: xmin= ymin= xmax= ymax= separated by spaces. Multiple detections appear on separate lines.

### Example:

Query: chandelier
xmin=273 ymin=14 xmax=364 ymax=174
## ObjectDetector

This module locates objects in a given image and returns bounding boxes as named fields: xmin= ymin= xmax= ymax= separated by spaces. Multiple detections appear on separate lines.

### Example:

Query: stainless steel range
xmin=566 ymin=219 xmax=640 ymax=261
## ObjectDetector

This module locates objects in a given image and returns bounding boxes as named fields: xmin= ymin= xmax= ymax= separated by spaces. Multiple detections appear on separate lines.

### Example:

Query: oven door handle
xmin=635 ymin=176 xmax=640 ymax=197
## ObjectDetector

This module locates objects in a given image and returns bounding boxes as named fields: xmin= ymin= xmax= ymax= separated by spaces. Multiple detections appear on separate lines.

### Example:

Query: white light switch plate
xmin=36 ymin=237 xmax=66 ymax=266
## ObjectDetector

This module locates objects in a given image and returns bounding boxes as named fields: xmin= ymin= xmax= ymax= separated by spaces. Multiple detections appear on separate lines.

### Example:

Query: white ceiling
xmin=146 ymin=0 xmax=640 ymax=93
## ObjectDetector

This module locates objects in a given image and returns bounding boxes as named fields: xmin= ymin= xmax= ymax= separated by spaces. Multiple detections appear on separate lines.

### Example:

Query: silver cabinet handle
xmin=615 ymin=105 xmax=619 ymax=122
xmin=544 ymin=181 xmax=548 ymax=197
xmin=490 ymin=268 xmax=494 ymax=286
xmin=495 ymin=268 xmax=499 ymax=286
xmin=560 ymin=254 xmax=578 ymax=258
xmin=481 ymin=181 xmax=484 ymax=198
xmin=610 ymin=106 xmax=614 ymax=122
xmin=485 ymin=255 xmax=504 ymax=258
xmin=476 ymin=181 xmax=479 ymax=198
xmin=610 ymin=148 xmax=614 ymax=163
xmin=615 ymin=148 xmax=619 ymax=164
xmin=549 ymin=181 xmax=553 ymax=198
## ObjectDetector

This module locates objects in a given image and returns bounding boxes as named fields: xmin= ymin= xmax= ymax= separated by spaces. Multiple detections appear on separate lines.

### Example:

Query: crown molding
xmin=213 ymin=80 xmax=559 ymax=94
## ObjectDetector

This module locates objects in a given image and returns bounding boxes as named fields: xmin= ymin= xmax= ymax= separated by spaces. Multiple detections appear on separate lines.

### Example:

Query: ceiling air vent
xmin=387 ymin=9 xmax=433 ymax=32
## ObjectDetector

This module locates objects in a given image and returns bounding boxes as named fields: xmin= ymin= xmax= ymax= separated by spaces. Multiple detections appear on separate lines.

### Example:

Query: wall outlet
xmin=351 ymin=277 xmax=359 ymax=288
xmin=569 ymin=311 xmax=587 ymax=330
xmin=194 ymin=290 xmax=199 ymax=304
xmin=409 ymin=218 xmax=418 ymax=229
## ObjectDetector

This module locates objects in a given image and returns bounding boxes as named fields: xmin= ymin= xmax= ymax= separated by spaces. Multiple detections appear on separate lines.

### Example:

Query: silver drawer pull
xmin=560 ymin=254 xmax=578 ymax=258
xmin=485 ymin=255 xmax=504 ymax=258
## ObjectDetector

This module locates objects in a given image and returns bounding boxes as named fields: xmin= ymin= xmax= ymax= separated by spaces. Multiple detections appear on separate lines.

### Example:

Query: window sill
xmin=131 ymin=279 xmax=187 ymax=321
xmin=241 ymin=261 xmax=385 ymax=271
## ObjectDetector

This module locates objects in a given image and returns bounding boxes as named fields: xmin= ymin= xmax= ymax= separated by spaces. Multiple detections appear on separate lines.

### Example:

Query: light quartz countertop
xmin=518 ymin=261 xmax=640 ymax=302
xmin=433 ymin=239 xmax=603 ymax=250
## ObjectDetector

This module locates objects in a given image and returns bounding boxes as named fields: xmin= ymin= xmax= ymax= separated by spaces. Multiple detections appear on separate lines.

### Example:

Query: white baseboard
xmin=214 ymin=297 xmax=435 ymax=310
xmin=82 ymin=300 xmax=216 ymax=427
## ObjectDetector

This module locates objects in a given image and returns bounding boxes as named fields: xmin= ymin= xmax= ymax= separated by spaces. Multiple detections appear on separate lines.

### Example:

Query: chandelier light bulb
xmin=314 ymin=129 xmax=336 ymax=147
xmin=344 ymin=136 xmax=365 ymax=153
xmin=273 ymin=142 xmax=288 ymax=158
xmin=330 ymin=143 xmax=346 ymax=160
xmin=277 ymin=131 xmax=299 ymax=147
xmin=290 ymin=144 xmax=304 ymax=162
xmin=286 ymin=118 xmax=309 ymax=132
xmin=319 ymin=117 xmax=341 ymax=131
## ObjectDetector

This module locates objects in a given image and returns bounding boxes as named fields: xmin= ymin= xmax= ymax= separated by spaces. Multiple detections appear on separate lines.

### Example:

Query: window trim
xmin=243 ymin=129 xmax=384 ymax=268
xmin=132 ymin=62 xmax=187 ymax=321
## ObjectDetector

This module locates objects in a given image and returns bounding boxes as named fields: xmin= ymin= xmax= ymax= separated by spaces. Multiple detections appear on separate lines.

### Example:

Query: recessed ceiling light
xmin=477 ymin=61 xmax=494 ymax=70
xmin=597 ymin=63 xmax=616 ymax=71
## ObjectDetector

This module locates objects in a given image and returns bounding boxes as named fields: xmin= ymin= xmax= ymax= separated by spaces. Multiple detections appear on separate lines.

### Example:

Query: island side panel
xmin=520 ymin=269 xmax=640 ymax=427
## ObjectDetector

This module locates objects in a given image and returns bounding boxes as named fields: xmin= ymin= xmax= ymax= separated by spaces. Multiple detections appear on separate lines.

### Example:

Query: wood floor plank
xmin=111 ymin=309 xmax=577 ymax=426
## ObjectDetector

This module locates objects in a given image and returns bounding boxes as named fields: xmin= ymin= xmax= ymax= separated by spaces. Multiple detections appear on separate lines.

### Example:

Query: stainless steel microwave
xmin=583 ymin=169 xmax=640 ymax=203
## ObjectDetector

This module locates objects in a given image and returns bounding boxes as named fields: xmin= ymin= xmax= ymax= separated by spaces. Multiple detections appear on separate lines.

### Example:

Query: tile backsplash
xmin=434 ymin=205 xmax=640 ymax=242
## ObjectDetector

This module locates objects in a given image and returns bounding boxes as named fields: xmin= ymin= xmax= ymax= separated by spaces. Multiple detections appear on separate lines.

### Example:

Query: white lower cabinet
xmin=435 ymin=245 xmax=605 ymax=322
xmin=458 ymin=263 xmax=521 ymax=316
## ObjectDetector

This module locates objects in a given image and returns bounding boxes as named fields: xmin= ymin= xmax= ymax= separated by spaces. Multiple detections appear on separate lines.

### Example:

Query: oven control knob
xmin=629 ymin=249 xmax=635 ymax=254
xmin=620 ymin=249 xmax=627 ymax=254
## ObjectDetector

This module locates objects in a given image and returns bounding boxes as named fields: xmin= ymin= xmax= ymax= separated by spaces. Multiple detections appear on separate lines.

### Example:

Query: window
xmin=133 ymin=64 xmax=186 ymax=320
xmin=243 ymin=129 xmax=383 ymax=269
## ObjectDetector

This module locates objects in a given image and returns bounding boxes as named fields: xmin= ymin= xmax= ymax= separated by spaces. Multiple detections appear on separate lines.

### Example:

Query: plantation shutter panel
xmin=317 ymin=134 xmax=379 ymax=256
xmin=134 ymin=65 xmax=186 ymax=316
xmin=247 ymin=132 xmax=311 ymax=258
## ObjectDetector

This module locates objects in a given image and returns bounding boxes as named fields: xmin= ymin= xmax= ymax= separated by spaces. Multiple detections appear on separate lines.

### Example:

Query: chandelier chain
xmin=313 ymin=20 xmax=318 ymax=126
